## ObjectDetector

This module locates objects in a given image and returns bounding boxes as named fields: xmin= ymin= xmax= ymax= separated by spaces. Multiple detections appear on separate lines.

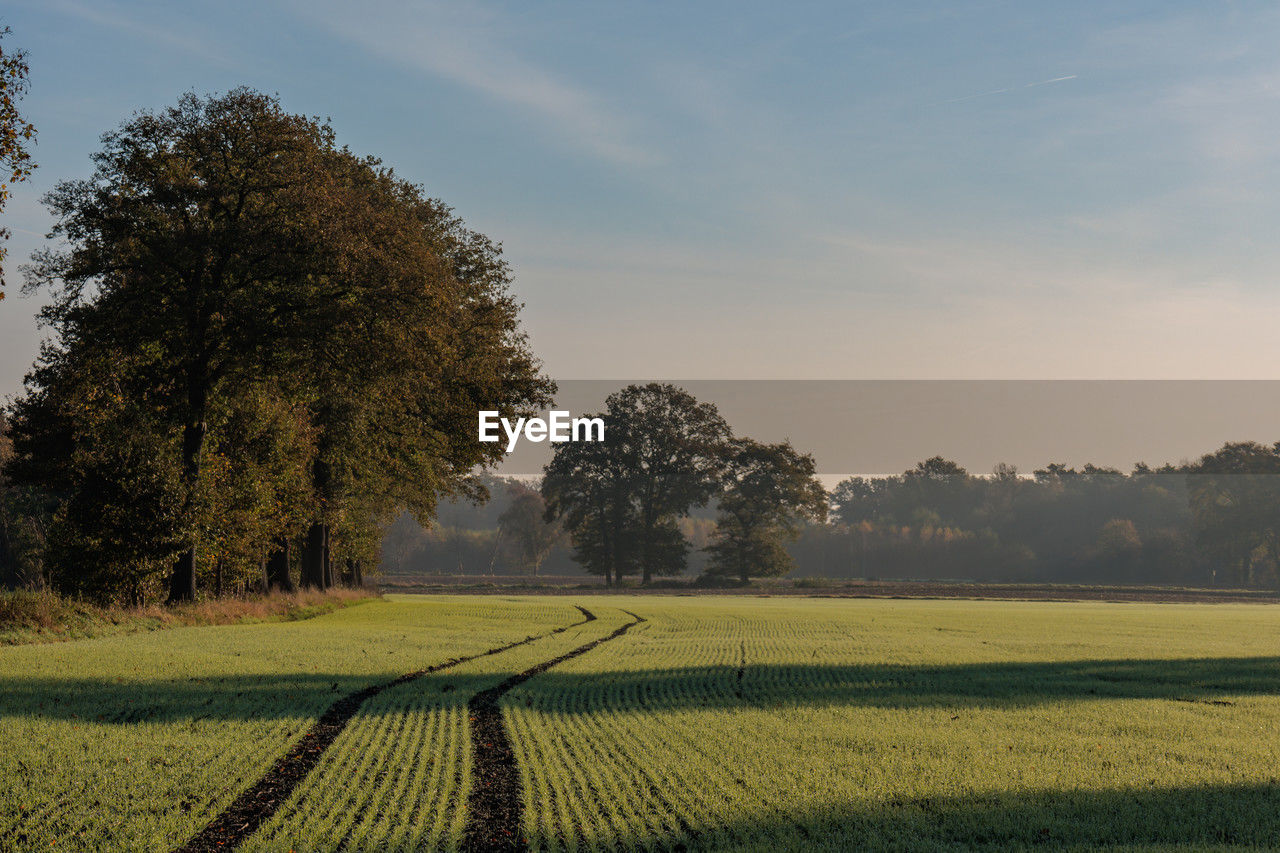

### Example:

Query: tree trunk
xmin=214 ymin=557 xmax=223 ymax=598
xmin=301 ymin=523 xmax=326 ymax=589
xmin=641 ymin=530 xmax=652 ymax=586
xmin=0 ymin=519 xmax=16 ymax=590
xmin=321 ymin=524 xmax=333 ymax=588
xmin=353 ymin=558 xmax=363 ymax=588
xmin=168 ymin=548 xmax=197 ymax=603
xmin=266 ymin=537 xmax=294 ymax=592
xmin=167 ymin=419 xmax=206 ymax=603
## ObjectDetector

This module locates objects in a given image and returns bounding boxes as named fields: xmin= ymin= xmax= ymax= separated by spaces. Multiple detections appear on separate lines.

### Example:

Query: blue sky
xmin=3 ymin=1 xmax=1280 ymax=399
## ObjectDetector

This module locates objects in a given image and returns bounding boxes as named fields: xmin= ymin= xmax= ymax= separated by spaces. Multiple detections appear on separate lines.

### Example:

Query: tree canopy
xmin=544 ymin=383 xmax=733 ymax=585
xmin=6 ymin=89 xmax=551 ymax=603
xmin=704 ymin=438 xmax=827 ymax=583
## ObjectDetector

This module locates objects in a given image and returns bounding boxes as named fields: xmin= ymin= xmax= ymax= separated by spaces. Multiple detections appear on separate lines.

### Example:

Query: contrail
xmin=929 ymin=74 xmax=1076 ymax=106
xmin=1023 ymin=74 xmax=1077 ymax=88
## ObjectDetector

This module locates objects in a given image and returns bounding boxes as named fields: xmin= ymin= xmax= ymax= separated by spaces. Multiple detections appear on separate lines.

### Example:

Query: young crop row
xmin=506 ymin=596 xmax=1280 ymax=851
xmin=0 ymin=596 xmax=579 ymax=851
xmin=8 ymin=595 xmax=1280 ymax=850
xmin=242 ymin=610 xmax=635 ymax=852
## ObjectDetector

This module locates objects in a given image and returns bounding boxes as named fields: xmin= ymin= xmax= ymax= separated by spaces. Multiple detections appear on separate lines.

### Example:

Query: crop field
xmin=3 ymin=595 xmax=1280 ymax=850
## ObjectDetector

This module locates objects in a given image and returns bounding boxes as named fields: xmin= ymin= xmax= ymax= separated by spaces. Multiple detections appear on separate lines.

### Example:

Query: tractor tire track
xmin=174 ymin=605 xmax=597 ymax=853
xmin=463 ymin=609 xmax=646 ymax=853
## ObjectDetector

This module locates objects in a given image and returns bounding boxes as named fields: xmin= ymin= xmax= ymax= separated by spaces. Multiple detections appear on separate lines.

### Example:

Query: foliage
xmin=1185 ymin=441 xmax=1280 ymax=587
xmin=195 ymin=385 xmax=318 ymax=594
xmin=9 ymin=89 xmax=551 ymax=603
xmin=17 ymin=88 xmax=350 ymax=601
xmin=608 ymin=384 xmax=730 ymax=582
xmin=544 ymin=383 xmax=729 ymax=585
xmin=543 ymin=421 xmax=638 ymax=584
xmin=381 ymin=476 xmax=579 ymax=576
xmin=704 ymin=438 xmax=827 ymax=582
xmin=825 ymin=456 xmax=1208 ymax=585
xmin=0 ymin=412 xmax=46 ymax=590
xmin=497 ymin=482 xmax=564 ymax=576
xmin=0 ymin=26 xmax=36 ymax=299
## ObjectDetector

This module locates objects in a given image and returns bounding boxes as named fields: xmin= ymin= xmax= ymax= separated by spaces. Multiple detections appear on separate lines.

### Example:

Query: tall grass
xmin=0 ymin=587 xmax=373 ymax=645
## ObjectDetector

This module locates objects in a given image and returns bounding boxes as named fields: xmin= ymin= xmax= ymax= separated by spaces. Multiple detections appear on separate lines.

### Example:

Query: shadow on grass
xmin=606 ymin=780 xmax=1280 ymax=851
xmin=536 ymin=655 xmax=1280 ymax=713
xmin=4 ymin=655 xmax=1280 ymax=724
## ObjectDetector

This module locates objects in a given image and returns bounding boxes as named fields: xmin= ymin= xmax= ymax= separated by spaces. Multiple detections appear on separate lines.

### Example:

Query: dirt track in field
xmin=462 ymin=609 xmax=646 ymax=853
xmin=172 ymin=605 xmax=596 ymax=853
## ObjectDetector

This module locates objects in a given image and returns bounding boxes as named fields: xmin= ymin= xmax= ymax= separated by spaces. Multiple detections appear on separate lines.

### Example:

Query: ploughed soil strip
xmin=174 ymin=606 xmax=597 ymax=853
xmin=463 ymin=609 xmax=646 ymax=853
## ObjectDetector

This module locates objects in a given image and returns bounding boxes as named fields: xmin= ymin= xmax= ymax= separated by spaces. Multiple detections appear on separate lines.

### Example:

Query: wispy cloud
xmin=42 ymin=0 xmax=235 ymax=67
xmin=928 ymin=74 xmax=1077 ymax=106
xmin=293 ymin=1 xmax=655 ymax=168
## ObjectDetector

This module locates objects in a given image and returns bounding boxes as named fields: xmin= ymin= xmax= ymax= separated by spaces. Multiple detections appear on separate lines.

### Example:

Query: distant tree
xmin=980 ymin=462 xmax=1023 ymax=527
xmin=607 ymin=384 xmax=730 ymax=583
xmin=1097 ymin=518 xmax=1141 ymax=557
xmin=1186 ymin=441 xmax=1280 ymax=587
xmin=0 ymin=26 xmax=36 ymax=299
xmin=703 ymin=438 xmax=827 ymax=584
xmin=498 ymin=483 xmax=562 ymax=576
xmin=830 ymin=476 xmax=881 ymax=526
xmin=543 ymin=424 xmax=636 ymax=585
xmin=819 ymin=453 xmax=1201 ymax=585
xmin=544 ymin=384 xmax=730 ymax=585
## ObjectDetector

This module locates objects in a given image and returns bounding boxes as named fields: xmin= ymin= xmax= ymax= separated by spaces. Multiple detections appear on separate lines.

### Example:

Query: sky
xmin=4 ymin=1 xmax=1280 ymax=402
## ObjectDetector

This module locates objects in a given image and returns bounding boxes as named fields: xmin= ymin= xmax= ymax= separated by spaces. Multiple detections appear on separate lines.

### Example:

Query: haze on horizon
xmin=3 ymin=1 xmax=1280 ymax=401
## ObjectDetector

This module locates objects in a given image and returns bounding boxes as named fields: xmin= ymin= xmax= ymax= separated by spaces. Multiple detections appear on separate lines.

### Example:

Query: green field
xmin=4 ymin=594 xmax=1280 ymax=850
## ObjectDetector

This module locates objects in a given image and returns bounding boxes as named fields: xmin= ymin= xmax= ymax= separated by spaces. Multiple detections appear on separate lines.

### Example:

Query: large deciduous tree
xmin=22 ymin=89 xmax=341 ymax=601
xmin=10 ymin=88 xmax=552 ymax=602
xmin=544 ymin=383 xmax=729 ymax=584
xmin=283 ymin=153 xmax=554 ymax=590
xmin=704 ymin=438 xmax=827 ymax=584
xmin=607 ymin=384 xmax=729 ymax=583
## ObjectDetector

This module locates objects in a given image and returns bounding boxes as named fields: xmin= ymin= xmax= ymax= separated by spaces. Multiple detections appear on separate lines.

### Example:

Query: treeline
xmin=811 ymin=458 xmax=1197 ymax=584
xmin=0 ymin=89 xmax=551 ymax=604
xmin=533 ymin=384 xmax=1280 ymax=589
xmin=380 ymin=386 xmax=1280 ymax=590
xmin=792 ymin=445 xmax=1280 ymax=588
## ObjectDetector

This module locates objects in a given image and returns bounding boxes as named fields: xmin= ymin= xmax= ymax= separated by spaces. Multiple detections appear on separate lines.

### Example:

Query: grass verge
xmin=0 ymin=587 xmax=374 ymax=645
